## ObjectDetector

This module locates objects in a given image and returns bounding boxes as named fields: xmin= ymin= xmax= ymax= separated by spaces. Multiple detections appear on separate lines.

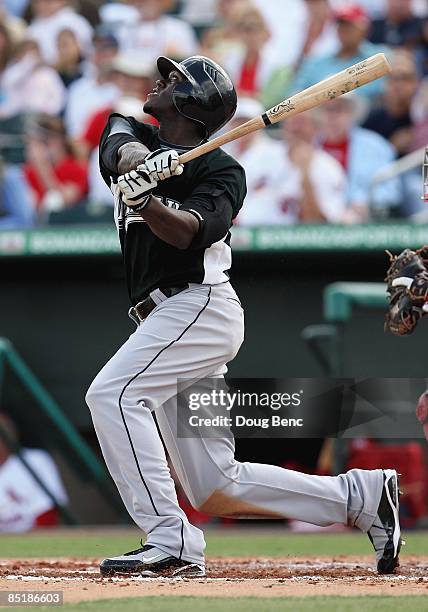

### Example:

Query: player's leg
xmin=156 ymin=392 xmax=401 ymax=574
xmin=85 ymin=283 xmax=244 ymax=574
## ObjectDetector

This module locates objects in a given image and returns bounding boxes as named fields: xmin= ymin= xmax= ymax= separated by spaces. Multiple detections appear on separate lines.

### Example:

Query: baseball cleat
xmin=100 ymin=543 xmax=205 ymax=578
xmin=367 ymin=469 xmax=402 ymax=574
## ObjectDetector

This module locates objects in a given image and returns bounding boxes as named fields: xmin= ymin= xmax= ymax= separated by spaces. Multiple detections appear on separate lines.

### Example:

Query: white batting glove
xmin=138 ymin=149 xmax=184 ymax=182
xmin=117 ymin=169 xmax=157 ymax=211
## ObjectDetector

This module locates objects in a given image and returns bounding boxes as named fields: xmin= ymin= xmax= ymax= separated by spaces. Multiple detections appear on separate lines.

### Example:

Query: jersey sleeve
xmin=180 ymin=160 xmax=247 ymax=250
xmin=98 ymin=113 xmax=157 ymax=187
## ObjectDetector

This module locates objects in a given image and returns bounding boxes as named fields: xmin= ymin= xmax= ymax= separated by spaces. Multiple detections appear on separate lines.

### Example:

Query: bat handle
xmin=178 ymin=116 xmax=265 ymax=164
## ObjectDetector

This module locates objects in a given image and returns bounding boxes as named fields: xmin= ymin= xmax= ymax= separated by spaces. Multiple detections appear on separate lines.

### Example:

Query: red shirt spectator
xmin=322 ymin=138 xmax=350 ymax=169
xmin=81 ymin=107 xmax=112 ymax=153
xmin=25 ymin=157 xmax=88 ymax=209
xmin=24 ymin=115 xmax=88 ymax=212
xmin=81 ymin=103 xmax=158 ymax=154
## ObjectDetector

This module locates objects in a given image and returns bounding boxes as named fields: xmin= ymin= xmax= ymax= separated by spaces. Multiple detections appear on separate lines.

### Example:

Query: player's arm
xmin=99 ymin=114 xmax=150 ymax=178
xmin=118 ymin=150 xmax=244 ymax=250
xmin=117 ymin=142 xmax=149 ymax=175
xmin=141 ymin=200 xmax=200 ymax=250
xmin=140 ymin=184 xmax=235 ymax=251
xmin=116 ymin=148 xmax=199 ymax=249
xmin=119 ymin=168 xmax=240 ymax=250
xmin=147 ymin=159 xmax=243 ymax=251
xmin=117 ymin=168 xmax=227 ymax=251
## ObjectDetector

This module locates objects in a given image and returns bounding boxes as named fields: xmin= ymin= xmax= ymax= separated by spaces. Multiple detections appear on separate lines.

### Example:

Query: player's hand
xmin=138 ymin=149 xmax=184 ymax=182
xmin=118 ymin=169 xmax=157 ymax=211
xmin=288 ymin=141 xmax=313 ymax=171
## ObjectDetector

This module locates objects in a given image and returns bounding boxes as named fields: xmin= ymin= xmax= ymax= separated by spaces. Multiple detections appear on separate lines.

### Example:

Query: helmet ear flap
xmin=179 ymin=93 xmax=209 ymax=138
xmin=166 ymin=55 xmax=237 ymax=137
xmin=183 ymin=95 xmax=197 ymax=107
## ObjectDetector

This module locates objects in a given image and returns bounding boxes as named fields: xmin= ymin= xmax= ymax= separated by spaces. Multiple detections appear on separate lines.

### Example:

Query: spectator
xmin=411 ymin=76 xmax=428 ymax=150
xmin=420 ymin=18 xmax=428 ymax=76
xmin=0 ymin=164 xmax=34 ymax=228
xmin=216 ymin=0 xmax=253 ymax=22
xmin=27 ymin=0 xmax=93 ymax=65
xmin=291 ymin=4 xmax=388 ymax=102
xmin=295 ymin=0 xmax=339 ymax=68
xmin=0 ymin=5 xmax=27 ymax=44
xmin=179 ymin=0 xmax=217 ymax=35
xmin=251 ymin=0 xmax=307 ymax=67
xmin=64 ymin=26 xmax=120 ymax=138
xmin=24 ymin=115 xmax=88 ymax=215
xmin=0 ymin=21 xmax=15 ymax=74
xmin=0 ymin=39 xmax=66 ymax=117
xmin=225 ymin=98 xmax=284 ymax=226
xmin=55 ymin=28 xmax=84 ymax=88
xmin=0 ymin=413 xmax=67 ymax=532
xmin=319 ymin=93 xmax=401 ymax=222
xmin=389 ymin=76 xmax=428 ymax=219
xmin=363 ymin=50 xmax=419 ymax=157
xmin=222 ymin=3 xmax=282 ymax=98
xmin=239 ymin=111 xmax=346 ymax=226
xmin=119 ymin=0 xmax=198 ymax=66
xmin=3 ymin=0 xmax=28 ymax=18
xmin=274 ymin=111 xmax=346 ymax=224
xmin=198 ymin=0 xmax=248 ymax=65
xmin=79 ymin=53 xmax=155 ymax=158
xmin=98 ymin=1 xmax=139 ymax=29
xmin=369 ymin=0 xmax=425 ymax=51
xmin=349 ymin=0 xmax=386 ymax=19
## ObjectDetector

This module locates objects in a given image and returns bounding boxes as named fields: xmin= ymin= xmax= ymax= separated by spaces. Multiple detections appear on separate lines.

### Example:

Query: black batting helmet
xmin=157 ymin=55 xmax=237 ymax=138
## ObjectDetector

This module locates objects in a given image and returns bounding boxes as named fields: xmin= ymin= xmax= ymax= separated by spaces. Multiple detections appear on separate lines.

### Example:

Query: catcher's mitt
xmin=384 ymin=248 xmax=428 ymax=336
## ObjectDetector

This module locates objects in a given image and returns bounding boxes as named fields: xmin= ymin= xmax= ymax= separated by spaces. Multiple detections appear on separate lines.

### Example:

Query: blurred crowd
xmin=0 ymin=0 xmax=427 ymax=228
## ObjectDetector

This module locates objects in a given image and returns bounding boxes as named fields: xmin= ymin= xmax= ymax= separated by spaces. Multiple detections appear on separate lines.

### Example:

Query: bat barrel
xmin=179 ymin=53 xmax=391 ymax=165
xmin=265 ymin=53 xmax=391 ymax=125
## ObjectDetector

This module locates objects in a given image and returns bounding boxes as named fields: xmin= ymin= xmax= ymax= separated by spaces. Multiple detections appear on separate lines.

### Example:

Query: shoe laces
xmin=124 ymin=539 xmax=153 ymax=556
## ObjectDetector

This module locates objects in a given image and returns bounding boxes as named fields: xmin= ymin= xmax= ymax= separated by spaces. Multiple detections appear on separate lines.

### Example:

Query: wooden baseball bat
xmin=179 ymin=53 xmax=391 ymax=164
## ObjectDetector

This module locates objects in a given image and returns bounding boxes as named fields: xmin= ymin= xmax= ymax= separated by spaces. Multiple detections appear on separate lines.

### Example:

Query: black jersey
xmin=99 ymin=113 xmax=247 ymax=305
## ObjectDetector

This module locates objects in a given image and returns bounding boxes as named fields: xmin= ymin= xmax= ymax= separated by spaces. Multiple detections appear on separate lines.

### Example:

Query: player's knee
xmin=184 ymin=483 xmax=225 ymax=514
xmin=194 ymin=496 xmax=218 ymax=515
xmin=196 ymin=490 xmax=239 ymax=517
xmin=191 ymin=466 xmax=241 ymax=514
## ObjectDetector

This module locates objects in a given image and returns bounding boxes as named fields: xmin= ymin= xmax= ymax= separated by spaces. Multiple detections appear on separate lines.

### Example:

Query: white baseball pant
xmin=86 ymin=282 xmax=383 ymax=566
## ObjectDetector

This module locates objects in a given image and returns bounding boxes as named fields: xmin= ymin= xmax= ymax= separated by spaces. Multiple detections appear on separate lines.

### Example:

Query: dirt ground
xmin=0 ymin=556 xmax=427 ymax=603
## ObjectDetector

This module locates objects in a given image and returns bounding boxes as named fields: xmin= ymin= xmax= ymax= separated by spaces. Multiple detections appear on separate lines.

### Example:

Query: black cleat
xmin=367 ymin=469 xmax=402 ymax=574
xmin=100 ymin=543 xmax=205 ymax=578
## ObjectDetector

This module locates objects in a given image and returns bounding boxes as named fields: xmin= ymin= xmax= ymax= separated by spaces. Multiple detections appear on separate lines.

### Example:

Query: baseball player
xmin=87 ymin=55 xmax=402 ymax=578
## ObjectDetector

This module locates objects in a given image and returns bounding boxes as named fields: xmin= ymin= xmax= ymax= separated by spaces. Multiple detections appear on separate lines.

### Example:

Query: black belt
xmin=128 ymin=285 xmax=189 ymax=325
